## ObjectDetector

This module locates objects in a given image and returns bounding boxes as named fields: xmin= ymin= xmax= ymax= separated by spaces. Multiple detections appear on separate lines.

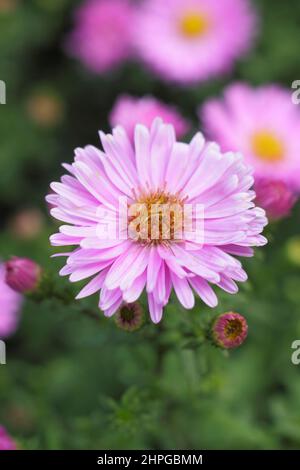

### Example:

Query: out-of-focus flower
xmin=26 ymin=92 xmax=64 ymax=127
xmin=8 ymin=208 xmax=44 ymax=240
xmin=212 ymin=312 xmax=248 ymax=349
xmin=47 ymin=119 xmax=267 ymax=323
xmin=0 ymin=264 xmax=22 ymax=339
xmin=110 ymin=95 xmax=189 ymax=140
xmin=133 ymin=0 xmax=256 ymax=84
xmin=115 ymin=302 xmax=144 ymax=331
xmin=4 ymin=404 xmax=35 ymax=432
xmin=5 ymin=257 xmax=42 ymax=294
xmin=286 ymin=237 xmax=300 ymax=267
xmin=65 ymin=0 xmax=134 ymax=74
xmin=201 ymin=83 xmax=300 ymax=190
xmin=0 ymin=426 xmax=17 ymax=450
xmin=0 ymin=0 xmax=18 ymax=14
xmin=254 ymin=179 xmax=297 ymax=221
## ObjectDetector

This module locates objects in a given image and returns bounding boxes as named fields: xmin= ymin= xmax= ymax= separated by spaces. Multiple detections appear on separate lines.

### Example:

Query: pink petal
xmin=146 ymin=246 xmax=162 ymax=292
xmin=190 ymin=277 xmax=218 ymax=308
xmin=170 ymin=273 xmax=195 ymax=309
xmin=76 ymin=270 xmax=107 ymax=299
xmin=148 ymin=293 xmax=163 ymax=324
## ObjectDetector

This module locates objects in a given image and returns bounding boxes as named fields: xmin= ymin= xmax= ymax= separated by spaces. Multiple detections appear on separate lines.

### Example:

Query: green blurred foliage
xmin=1 ymin=0 xmax=300 ymax=450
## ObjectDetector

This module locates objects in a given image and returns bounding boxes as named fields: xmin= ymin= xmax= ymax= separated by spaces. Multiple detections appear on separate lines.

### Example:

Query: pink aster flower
xmin=65 ymin=0 xmax=134 ymax=74
xmin=110 ymin=95 xmax=189 ymax=140
xmin=254 ymin=179 xmax=297 ymax=221
xmin=212 ymin=312 xmax=248 ymax=349
xmin=47 ymin=118 xmax=267 ymax=324
xmin=201 ymin=83 xmax=300 ymax=191
xmin=133 ymin=0 xmax=257 ymax=84
xmin=0 ymin=264 xmax=22 ymax=339
xmin=0 ymin=425 xmax=17 ymax=450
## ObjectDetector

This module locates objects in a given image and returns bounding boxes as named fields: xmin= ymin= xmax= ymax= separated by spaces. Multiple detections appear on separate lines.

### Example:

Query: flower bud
xmin=115 ymin=302 xmax=144 ymax=332
xmin=5 ymin=257 xmax=42 ymax=294
xmin=212 ymin=312 xmax=248 ymax=349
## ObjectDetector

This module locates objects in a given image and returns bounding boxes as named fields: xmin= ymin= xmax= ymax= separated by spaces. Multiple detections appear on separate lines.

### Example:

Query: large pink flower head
xmin=133 ymin=0 xmax=256 ymax=84
xmin=201 ymin=83 xmax=300 ymax=191
xmin=110 ymin=95 xmax=190 ymax=141
xmin=0 ymin=263 xmax=22 ymax=339
xmin=47 ymin=119 xmax=267 ymax=323
xmin=65 ymin=0 xmax=134 ymax=74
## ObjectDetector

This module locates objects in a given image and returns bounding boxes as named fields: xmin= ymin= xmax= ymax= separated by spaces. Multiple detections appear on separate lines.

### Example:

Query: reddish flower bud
xmin=212 ymin=312 xmax=248 ymax=349
xmin=5 ymin=257 xmax=42 ymax=294
xmin=255 ymin=179 xmax=297 ymax=221
xmin=115 ymin=302 xmax=144 ymax=332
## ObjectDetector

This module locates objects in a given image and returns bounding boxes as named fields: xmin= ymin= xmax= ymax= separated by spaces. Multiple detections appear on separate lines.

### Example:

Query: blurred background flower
xmin=26 ymin=90 xmax=64 ymax=128
xmin=254 ymin=179 xmax=297 ymax=221
xmin=0 ymin=0 xmax=18 ymax=14
xmin=201 ymin=84 xmax=300 ymax=191
xmin=110 ymin=94 xmax=190 ymax=140
xmin=0 ymin=264 xmax=22 ymax=339
xmin=8 ymin=208 xmax=45 ymax=240
xmin=65 ymin=0 xmax=134 ymax=74
xmin=133 ymin=0 xmax=257 ymax=84
xmin=0 ymin=425 xmax=17 ymax=450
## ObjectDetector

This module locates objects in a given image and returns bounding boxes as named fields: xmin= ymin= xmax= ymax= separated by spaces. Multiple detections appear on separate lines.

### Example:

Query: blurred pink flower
xmin=0 ymin=264 xmax=22 ymax=339
xmin=0 ymin=426 xmax=17 ymax=450
xmin=9 ymin=208 xmax=44 ymax=240
xmin=201 ymin=83 xmax=300 ymax=191
xmin=212 ymin=312 xmax=248 ymax=349
xmin=254 ymin=179 xmax=297 ymax=221
xmin=65 ymin=0 xmax=134 ymax=74
xmin=47 ymin=119 xmax=267 ymax=323
xmin=133 ymin=0 xmax=256 ymax=84
xmin=110 ymin=95 xmax=190 ymax=140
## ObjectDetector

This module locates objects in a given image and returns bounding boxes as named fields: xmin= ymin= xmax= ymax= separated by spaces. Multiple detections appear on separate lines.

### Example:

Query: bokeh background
xmin=1 ymin=0 xmax=300 ymax=450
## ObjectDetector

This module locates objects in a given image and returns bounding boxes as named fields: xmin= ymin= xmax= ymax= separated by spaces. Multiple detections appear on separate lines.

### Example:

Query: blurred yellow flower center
xmin=180 ymin=12 xmax=209 ymax=38
xmin=251 ymin=131 xmax=284 ymax=162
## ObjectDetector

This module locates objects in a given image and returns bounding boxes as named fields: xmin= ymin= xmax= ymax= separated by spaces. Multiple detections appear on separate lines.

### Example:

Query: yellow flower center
xmin=180 ymin=11 xmax=209 ymax=38
xmin=128 ymin=190 xmax=185 ymax=245
xmin=251 ymin=131 xmax=284 ymax=162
